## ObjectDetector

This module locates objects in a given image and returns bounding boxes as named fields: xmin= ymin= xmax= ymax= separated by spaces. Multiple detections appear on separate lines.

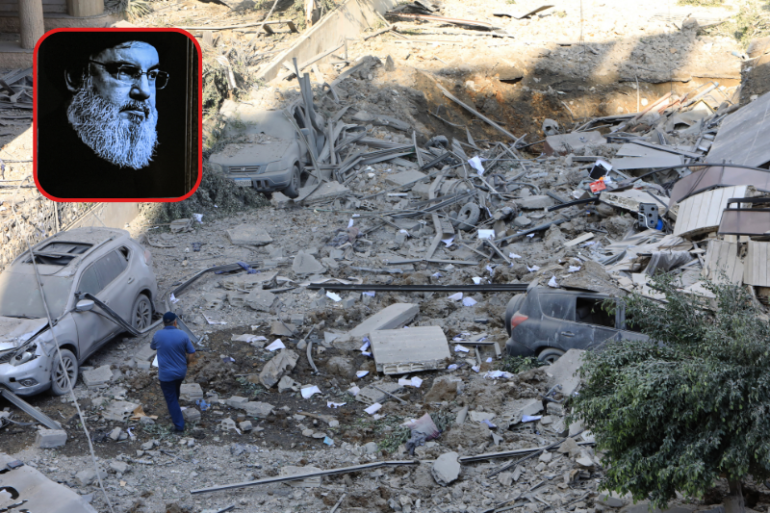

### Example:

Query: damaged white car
xmin=0 ymin=227 xmax=158 ymax=396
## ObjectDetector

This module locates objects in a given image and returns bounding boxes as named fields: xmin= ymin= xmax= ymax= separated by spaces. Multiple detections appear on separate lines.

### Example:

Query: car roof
xmin=529 ymin=286 xmax=616 ymax=300
xmin=9 ymin=227 xmax=131 ymax=276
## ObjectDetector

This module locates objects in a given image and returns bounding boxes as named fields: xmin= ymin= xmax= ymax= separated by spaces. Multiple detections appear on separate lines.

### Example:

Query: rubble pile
xmin=3 ymin=0 xmax=770 ymax=512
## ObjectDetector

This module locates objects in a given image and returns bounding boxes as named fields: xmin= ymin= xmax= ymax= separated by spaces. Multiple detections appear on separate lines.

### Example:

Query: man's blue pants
xmin=159 ymin=379 xmax=184 ymax=431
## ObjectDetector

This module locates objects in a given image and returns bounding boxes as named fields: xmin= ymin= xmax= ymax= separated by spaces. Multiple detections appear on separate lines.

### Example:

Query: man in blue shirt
xmin=151 ymin=312 xmax=197 ymax=432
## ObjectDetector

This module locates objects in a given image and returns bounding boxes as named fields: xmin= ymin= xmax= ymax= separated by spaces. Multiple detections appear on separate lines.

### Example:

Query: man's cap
xmin=163 ymin=311 xmax=177 ymax=323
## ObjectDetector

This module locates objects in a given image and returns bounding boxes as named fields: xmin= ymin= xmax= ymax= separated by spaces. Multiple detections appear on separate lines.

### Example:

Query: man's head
xmin=65 ymin=41 xmax=164 ymax=170
xmin=163 ymin=311 xmax=178 ymax=327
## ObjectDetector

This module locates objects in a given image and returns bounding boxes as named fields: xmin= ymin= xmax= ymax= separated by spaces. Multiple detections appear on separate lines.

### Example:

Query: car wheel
xmin=50 ymin=349 xmax=78 ymax=396
xmin=132 ymin=294 xmax=152 ymax=330
xmin=283 ymin=165 xmax=301 ymax=199
xmin=537 ymin=348 xmax=565 ymax=364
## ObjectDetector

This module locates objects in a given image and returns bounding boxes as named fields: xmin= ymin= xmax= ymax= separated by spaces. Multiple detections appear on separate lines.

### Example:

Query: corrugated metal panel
xmin=702 ymin=240 xmax=744 ymax=284
xmin=745 ymin=241 xmax=770 ymax=287
xmin=673 ymin=185 xmax=749 ymax=238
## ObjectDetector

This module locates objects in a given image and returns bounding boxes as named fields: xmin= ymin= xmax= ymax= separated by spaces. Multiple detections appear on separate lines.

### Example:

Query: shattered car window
xmin=539 ymin=295 xmax=575 ymax=321
xmin=576 ymin=298 xmax=615 ymax=328
xmin=0 ymin=271 xmax=74 ymax=319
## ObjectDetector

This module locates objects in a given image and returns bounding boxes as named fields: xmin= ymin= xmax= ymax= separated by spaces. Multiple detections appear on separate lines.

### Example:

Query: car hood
xmin=210 ymin=138 xmax=295 ymax=167
xmin=0 ymin=317 xmax=48 ymax=351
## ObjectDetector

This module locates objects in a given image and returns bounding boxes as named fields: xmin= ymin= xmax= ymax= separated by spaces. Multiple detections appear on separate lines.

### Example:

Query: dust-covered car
xmin=504 ymin=287 xmax=648 ymax=363
xmin=207 ymin=91 xmax=326 ymax=199
xmin=0 ymin=227 xmax=158 ymax=396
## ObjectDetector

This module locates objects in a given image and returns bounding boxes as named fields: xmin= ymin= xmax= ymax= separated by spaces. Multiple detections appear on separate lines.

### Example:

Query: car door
xmin=574 ymin=296 xmax=619 ymax=348
xmin=71 ymin=250 xmax=129 ymax=360
xmin=534 ymin=294 xmax=593 ymax=350
xmin=107 ymin=246 xmax=137 ymax=320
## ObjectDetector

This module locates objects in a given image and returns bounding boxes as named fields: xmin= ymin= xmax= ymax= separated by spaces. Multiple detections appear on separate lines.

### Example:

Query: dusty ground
xmin=0 ymin=0 xmax=768 ymax=512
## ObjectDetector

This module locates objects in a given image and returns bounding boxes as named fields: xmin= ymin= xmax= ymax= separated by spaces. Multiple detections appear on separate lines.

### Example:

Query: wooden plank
xmin=564 ymin=232 xmax=594 ymax=248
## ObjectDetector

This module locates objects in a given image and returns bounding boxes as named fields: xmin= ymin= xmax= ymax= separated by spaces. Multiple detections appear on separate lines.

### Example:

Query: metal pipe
xmin=190 ymin=461 xmax=418 ymax=495
xmin=307 ymin=283 xmax=529 ymax=293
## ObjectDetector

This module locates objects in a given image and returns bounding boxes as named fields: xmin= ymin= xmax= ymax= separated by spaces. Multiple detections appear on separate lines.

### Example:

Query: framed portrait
xmin=34 ymin=29 xmax=202 ymax=201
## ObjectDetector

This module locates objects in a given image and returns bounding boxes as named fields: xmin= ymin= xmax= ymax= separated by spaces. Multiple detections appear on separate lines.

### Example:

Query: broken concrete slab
xmin=183 ymin=407 xmax=201 ymax=423
xmin=516 ymin=195 xmax=555 ymax=210
xmin=244 ymin=401 xmax=274 ymax=418
xmin=293 ymin=251 xmax=326 ymax=275
xmin=246 ymin=288 xmax=277 ymax=312
xmin=36 ymin=428 xmax=67 ymax=449
xmin=180 ymin=383 xmax=203 ymax=402
xmin=369 ymin=325 xmax=450 ymax=375
xmin=221 ymin=270 xmax=279 ymax=290
xmin=333 ymin=303 xmax=419 ymax=350
xmin=299 ymin=181 xmax=350 ymax=205
xmin=227 ymin=396 xmax=249 ymax=409
xmin=545 ymin=349 xmax=585 ymax=397
xmin=385 ymin=169 xmax=427 ymax=187
xmin=102 ymin=400 xmax=140 ymax=422
xmin=226 ymin=224 xmax=273 ymax=246
xmin=0 ymin=453 xmax=97 ymax=511
xmin=260 ymin=349 xmax=299 ymax=388
xmin=356 ymin=382 xmax=403 ymax=405
xmin=82 ymin=365 xmax=113 ymax=387
xmin=432 ymin=452 xmax=461 ymax=486
xmin=544 ymin=131 xmax=606 ymax=155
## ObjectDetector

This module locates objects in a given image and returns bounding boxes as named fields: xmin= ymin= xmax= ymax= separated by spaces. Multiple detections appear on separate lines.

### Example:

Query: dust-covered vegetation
xmin=141 ymin=163 xmax=270 ymax=224
xmin=571 ymin=274 xmax=770 ymax=513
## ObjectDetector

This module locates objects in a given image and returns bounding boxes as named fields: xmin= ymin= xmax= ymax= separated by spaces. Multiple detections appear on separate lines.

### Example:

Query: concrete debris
xmin=333 ymin=303 xmax=419 ymax=349
xmin=226 ymin=224 xmax=274 ymax=246
xmin=292 ymin=250 xmax=326 ymax=275
xmin=180 ymin=383 xmax=204 ymax=402
xmin=81 ymin=365 xmax=113 ymax=387
xmin=259 ymin=349 xmax=299 ymax=388
xmin=431 ymin=452 xmax=461 ymax=486
xmin=36 ymin=428 xmax=67 ymax=449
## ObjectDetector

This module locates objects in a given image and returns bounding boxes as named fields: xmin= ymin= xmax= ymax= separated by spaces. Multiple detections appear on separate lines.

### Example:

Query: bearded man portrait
xmin=35 ymin=31 xmax=199 ymax=200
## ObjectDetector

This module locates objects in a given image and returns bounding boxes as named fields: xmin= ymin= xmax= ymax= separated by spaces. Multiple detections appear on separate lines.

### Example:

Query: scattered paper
xmin=327 ymin=401 xmax=346 ymax=408
xmin=398 ymin=377 xmax=423 ymax=388
xmin=486 ymin=357 xmax=493 ymax=363
xmin=447 ymin=364 xmax=459 ymax=370
xmin=482 ymin=419 xmax=497 ymax=429
xmin=449 ymin=292 xmax=463 ymax=301
xmin=521 ymin=415 xmax=542 ymax=423
xmin=472 ymin=277 xmax=483 ymax=285
xmin=169 ymin=293 xmax=179 ymax=304
xmin=399 ymin=229 xmax=410 ymax=237
xmin=568 ymin=266 xmax=581 ymax=273
xmin=361 ymin=351 xmax=372 ymax=357
xmin=362 ymin=291 xmax=376 ymax=297
xmin=468 ymin=155 xmax=486 ymax=175
xmin=326 ymin=291 xmax=342 ymax=302
xmin=348 ymin=386 xmax=360 ymax=396
xmin=527 ymin=265 xmax=540 ymax=272
xmin=432 ymin=272 xmax=442 ymax=278
xmin=192 ymin=213 xmax=203 ymax=223
xmin=232 ymin=334 xmax=267 ymax=343
xmin=527 ymin=233 xmax=535 ymax=238
xmin=301 ymin=385 xmax=321 ymax=399
xmin=509 ymin=253 xmax=522 ymax=259
xmin=486 ymin=265 xmax=494 ymax=275
xmin=364 ymin=403 xmax=382 ymax=415
xmin=356 ymin=370 xmax=369 ymax=378
xmin=486 ymin=370 xmax=513 ymax=379
xmin=462 ymin=297 xmax=477 ymax=307
xmin=472 ymin=365 xmax=480 ymax=373
xmin=152 ymin=355 xmax=158 ymax=368
xmin=266 ymin=339 xmax=286 ymax=351
xmin=442 ymin=237 xmax=454 ymax=247
xmin=478 ymin=229 xmax=495 ymax=240
xmin=455 ymin=344 xmax=470 ymax=353
xmin=323 ymin=437 xmax=334 ymax=446
xmin=548 ymin=276 xmax=559 ymax=288
xmin=348 ymin=218 xmax=355 ymax=228
xmin=250 ymin=325 xmax=260 ymax=331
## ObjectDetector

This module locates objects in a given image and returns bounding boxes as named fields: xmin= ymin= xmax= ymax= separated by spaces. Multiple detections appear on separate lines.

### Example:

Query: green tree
xmin=571 ymin=274 xmax=770 ymax=513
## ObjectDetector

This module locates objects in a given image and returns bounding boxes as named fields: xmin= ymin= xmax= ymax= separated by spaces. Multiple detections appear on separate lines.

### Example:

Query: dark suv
xmin=504 ymin=287 xmax=648 ymax=363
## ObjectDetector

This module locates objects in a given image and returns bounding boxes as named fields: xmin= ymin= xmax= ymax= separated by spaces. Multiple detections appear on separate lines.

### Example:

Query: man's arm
xmin=185 ymin=338 xmax=197 ymax=366
xmin=150 ymin=334 xmax=158 ymax=351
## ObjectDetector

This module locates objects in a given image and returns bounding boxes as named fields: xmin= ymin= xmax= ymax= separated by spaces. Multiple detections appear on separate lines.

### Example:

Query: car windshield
xmin=0 ymin=271 xmax=74 ymax=319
